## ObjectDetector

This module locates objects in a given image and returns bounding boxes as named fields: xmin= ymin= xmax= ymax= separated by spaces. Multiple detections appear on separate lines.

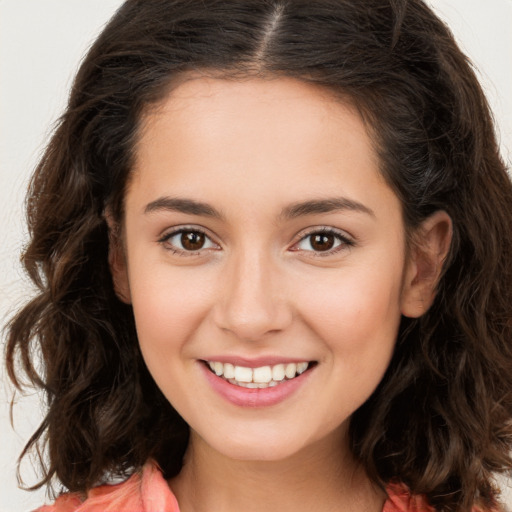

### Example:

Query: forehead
xmin=128 ymin=76 xmax=397 ymax=221
xmin=137 ymin=76 xmax=363 ymax=150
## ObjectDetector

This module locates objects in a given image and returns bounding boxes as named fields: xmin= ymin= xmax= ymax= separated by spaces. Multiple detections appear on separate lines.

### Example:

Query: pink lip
xmin=202 ymin=355 xmax=313 ymax=368
xmin=199 ymin=361 xmax=313 ymax=408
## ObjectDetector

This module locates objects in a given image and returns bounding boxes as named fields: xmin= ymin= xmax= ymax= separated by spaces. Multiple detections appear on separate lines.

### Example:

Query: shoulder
xmin=33 ymin=460 xmax=180 ymax=512
xmin=383 ymin=483 xmax=503 ymax=512
xmin=384 ymin=483 xmax=434 ymax=512
xmin=32 ymin=469 xmax=504 ymax=512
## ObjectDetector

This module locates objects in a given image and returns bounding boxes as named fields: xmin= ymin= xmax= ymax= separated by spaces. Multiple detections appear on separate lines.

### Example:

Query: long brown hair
xmin=5 ymin=1 xmax=512 ymax=510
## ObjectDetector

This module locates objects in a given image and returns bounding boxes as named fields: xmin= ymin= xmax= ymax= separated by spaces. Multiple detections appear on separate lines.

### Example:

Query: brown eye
xmin=181 ymin=231 xmax=205 ymax=250
xmin=293 ymin=229 xmax=352 ymax=254
xmin=309 ymin=233 xmax=335 ymax=251
xmin=160 ymin=228 xmax=217 ymax=254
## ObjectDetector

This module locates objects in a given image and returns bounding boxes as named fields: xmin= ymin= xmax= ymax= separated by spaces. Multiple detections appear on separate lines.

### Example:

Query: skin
xmin=111 ymin=76 xmax=452 ymax=512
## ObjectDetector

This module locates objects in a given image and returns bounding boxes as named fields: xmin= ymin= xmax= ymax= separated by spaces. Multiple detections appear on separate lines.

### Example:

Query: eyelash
xmin=158 ymin=226 xmax=218 ymax=256
xmin=158 ymin=226 xmax=354 ymax=257
xmin=290 ymin=227 xmax=355 ymax=257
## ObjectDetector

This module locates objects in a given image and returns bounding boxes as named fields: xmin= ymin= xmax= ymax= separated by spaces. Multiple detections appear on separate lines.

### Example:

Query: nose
xmin=213 ymin=250 xmax=293 ymax=341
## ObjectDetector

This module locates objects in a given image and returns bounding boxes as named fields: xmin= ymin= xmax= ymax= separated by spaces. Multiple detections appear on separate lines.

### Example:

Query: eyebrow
xmin=280 ymin=197 xmax=375 ymax=220
xmin=144 ymin=197 xmax=224 ymax=219
xmin=143 ymin=196 xmax=375 ymax=220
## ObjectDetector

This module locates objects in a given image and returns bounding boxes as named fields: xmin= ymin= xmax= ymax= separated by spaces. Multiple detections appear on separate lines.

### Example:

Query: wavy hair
xmin=5 ymin=1 xmax=512 ymax=510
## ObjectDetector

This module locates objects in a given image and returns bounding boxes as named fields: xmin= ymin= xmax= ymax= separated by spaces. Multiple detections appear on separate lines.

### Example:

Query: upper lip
xmin=201 ymin=356 xmax=315 ymax=368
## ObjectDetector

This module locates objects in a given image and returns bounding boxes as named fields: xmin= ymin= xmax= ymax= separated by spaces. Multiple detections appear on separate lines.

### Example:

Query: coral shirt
xmin=34 ymin=460 xmax=433 ymax=512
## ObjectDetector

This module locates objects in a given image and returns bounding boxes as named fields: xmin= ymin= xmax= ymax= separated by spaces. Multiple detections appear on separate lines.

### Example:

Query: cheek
xmin=296 ymin=264 xmax=403 ymax=358
xmin=127 ymin=264 xmax=216 ymax=357
xmin=296 ymin=268 xmax=403 ymax=422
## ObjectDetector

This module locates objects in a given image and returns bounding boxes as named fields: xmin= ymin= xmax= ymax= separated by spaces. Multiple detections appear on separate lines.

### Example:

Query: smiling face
xmin=112 ymin=76 xmax=428 ymax=463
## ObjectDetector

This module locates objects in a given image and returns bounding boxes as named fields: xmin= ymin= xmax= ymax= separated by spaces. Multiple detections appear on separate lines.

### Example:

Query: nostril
xmin=212 ymin=272 xmax=293 ymax=341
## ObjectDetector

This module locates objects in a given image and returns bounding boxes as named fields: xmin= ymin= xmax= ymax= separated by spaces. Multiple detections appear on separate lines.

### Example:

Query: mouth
xmin=202 ymin=360 xmax=317 ymax=389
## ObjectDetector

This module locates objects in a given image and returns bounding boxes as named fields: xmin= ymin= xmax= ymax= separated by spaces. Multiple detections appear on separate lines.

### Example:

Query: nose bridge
xmin=214 ymin=243 xmax=291 ymax=340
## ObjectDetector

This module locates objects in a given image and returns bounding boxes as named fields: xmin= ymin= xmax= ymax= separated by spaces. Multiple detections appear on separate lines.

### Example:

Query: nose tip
xmin=213 ymin=257 xmax=292 ymax=341
xmin=216 ymin=302 xmax=290 ymax=341
xmin=217 ymin=315 xmax=284 ymax=342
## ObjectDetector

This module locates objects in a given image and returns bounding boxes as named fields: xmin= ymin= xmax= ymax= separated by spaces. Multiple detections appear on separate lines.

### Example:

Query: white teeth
xmin=234 ymin=366 xmax=253 ymax=383
xmin=223 ymin=362 xmax=235 ymax=379
xmin=285 ymin=363 xmax=297 ymax=379
xmin=297 ymin=362 xmax=308 ymax=375
xmin=227 ymin=379 xmax=281 ymax=388
xmin=253 ymin=366 xmax=272 ymax=384
xmin=213 ymin=361 xmax=223 ymax=376
xmin=272 ymin=364 xmax=285 ymax=381
xmin=206 ymin=360 xmax=311 ymax=387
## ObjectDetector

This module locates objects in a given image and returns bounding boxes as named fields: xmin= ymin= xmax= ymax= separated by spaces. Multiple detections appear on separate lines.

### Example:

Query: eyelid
xmin=157 ymin=224 xmax=354 ymax=257
xmin=289 ymin=226 xmax=355 ymax=256
xmin=158 ymin=225 xmax=221 ymax=255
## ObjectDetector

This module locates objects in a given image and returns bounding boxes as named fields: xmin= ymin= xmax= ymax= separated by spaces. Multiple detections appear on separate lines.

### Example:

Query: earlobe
xmin=105 ymin=213 xmax=132 ymax=304
xmin=401 ymin=211 xmax=453 ymax=318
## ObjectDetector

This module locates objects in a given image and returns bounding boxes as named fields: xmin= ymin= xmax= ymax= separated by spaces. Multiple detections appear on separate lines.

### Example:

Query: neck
xmin=169 ymin=427 xmax=385 ymax=512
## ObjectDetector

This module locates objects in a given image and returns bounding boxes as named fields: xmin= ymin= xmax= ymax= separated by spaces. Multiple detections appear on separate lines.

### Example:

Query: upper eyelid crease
xmin=158 ymin=227 xmax=352 ymax=257
xmin=159 ymin=226 xmax=214 ymax=241
xmin=158 ymin=226 xmax=353 ymax=246
xmin=293 ymin=229 xmax=354 ymax=247
xmin=294 ymin=225 xmax=354 ymax=242
xmin=158 ymin=228 xmax=219 ymax=254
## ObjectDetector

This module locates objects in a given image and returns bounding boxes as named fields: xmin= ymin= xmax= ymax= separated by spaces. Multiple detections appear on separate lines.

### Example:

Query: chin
xmin=201 ymin=429 xmax=316 ymax=463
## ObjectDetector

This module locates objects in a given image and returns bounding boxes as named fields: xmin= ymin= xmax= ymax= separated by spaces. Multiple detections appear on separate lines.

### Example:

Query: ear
xmin=105 ymin=212 xmax=132 ymax=304
xmin=401 ymin=210 xmax=452 ymax=318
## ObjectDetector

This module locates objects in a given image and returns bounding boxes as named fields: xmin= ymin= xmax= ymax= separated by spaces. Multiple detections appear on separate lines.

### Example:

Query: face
xmin=115 ymin=76 xmax=419 ymax=463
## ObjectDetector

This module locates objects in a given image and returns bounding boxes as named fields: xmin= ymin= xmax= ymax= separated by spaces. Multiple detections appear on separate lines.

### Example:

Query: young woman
xmin=5 ymin=1 xmax=512 ymax=511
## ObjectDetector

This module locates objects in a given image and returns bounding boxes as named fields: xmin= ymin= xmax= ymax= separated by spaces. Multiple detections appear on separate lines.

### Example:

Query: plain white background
xmin=1 ymin=1 xmax=511 ymax=511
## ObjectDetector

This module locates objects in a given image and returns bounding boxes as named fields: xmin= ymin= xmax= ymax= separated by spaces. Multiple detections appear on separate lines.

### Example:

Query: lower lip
xmin=200 ymin=363 xmax=313 ymax=408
